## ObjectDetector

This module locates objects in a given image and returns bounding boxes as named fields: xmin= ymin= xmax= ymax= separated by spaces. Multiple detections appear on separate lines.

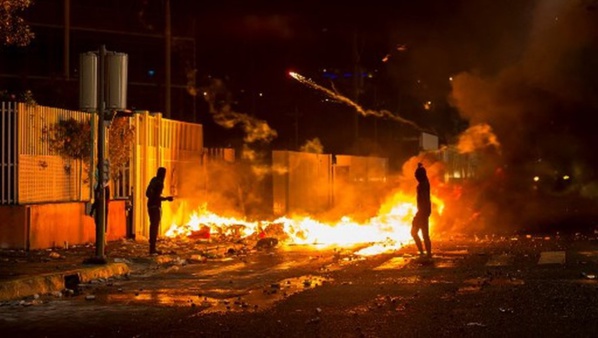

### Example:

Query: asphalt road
xmin=1 ymin=234 xmax=598 ymax=338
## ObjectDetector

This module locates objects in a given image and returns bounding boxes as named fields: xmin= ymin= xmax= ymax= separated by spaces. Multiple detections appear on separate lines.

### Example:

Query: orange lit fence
xmin=334 ymin=155 xmax=388 ymax=183
xmin=0 ymin=105 xmax=205 ymax=240
xmin=0 ymin=102 xmax=93 ymax=204
xmin=3 ymin=102 xmax=394 ymax=237
xmin=272 ymin=151 xmax=334 ymax=216
xmin=439 ymin=146 xmax=479 ymax=182
xmin=131 ymin=112 xmax=204 ymax=239
xmin=272 ymin=151 xmax=388 ymax=216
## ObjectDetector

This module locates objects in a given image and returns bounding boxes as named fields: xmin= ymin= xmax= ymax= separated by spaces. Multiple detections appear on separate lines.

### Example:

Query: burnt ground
xmin=1 ymin=232 xmax=598 ymax=338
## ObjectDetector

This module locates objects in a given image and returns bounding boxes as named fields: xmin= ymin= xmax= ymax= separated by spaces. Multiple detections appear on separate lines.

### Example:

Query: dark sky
xmin=177 ymin=0 xmax=598 ymax=179
xmin=170 ymin=1 xmax=486 ymax=153
xmin=4 ymin=0 xmax=598 ymax=171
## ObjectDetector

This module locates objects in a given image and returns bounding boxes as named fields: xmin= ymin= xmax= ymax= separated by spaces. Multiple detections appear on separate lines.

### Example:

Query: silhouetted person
xmin=411 ymin=163 xmax=432 ymax=258
xmin=146 ymin=167 xmax=173 ymax=255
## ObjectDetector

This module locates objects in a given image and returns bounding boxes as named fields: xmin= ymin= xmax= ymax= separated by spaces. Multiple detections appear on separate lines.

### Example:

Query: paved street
xmin=1 ymin=232 xmax=598 ymax=337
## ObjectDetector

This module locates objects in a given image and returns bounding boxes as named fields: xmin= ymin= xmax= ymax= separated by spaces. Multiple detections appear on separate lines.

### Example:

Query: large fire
xmin=165 ymin=191 xmax=443 ymax=256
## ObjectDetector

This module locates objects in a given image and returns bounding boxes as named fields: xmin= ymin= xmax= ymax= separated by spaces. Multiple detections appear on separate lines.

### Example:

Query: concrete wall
xmin=0 ymin=201 xmax=126 ymax=250
xmin=0 ymin=206 xmax=27 ymax=249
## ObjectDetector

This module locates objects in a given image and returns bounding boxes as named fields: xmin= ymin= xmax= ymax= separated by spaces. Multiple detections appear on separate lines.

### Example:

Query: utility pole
xmin=192 ymin=19 xmax=197 ymax=122
xmin=286 ymin=107 xmax=301 ymax=150
xmin=352 ymin=31 xmax=362 ymax=143
xmin=90 ymin=45 xmax=108 ymax=264
xmin=80 ymin=45 xmax=128 ymax=264
xmin=63 ymin=0 xmax=70 ymax=79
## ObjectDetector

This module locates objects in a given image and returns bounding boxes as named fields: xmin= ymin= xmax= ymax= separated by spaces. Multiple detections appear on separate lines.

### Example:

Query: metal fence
xmin=439 ymin=146 xmax=479 ymax=182
xmin=0 ymin=105 xmax=205 ymax=240
xmin=272 ymin=151 xmax=390 ymax=216
xmin=131 ymin=111 xmax=204 ymax=238
xmin=1 ymin=102 xmax=93 ymax=204
xmin=0 ymin=102 xmax=18 ymax=204
xmin=334 ymin=155 xmax=388 ymax=183
xmin=272 ymin=151 xmax=334 ymax=216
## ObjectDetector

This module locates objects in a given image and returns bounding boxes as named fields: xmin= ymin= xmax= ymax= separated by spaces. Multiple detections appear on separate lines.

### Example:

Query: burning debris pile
xmin=187 ymin=1 xmax=598 ymax=245
xmin=164 ymin=178 xmax=444 ymax=256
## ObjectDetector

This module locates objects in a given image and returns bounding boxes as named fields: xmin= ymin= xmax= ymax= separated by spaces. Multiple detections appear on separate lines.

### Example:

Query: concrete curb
xmin=0 ymin=262 xmax=130 ymax=302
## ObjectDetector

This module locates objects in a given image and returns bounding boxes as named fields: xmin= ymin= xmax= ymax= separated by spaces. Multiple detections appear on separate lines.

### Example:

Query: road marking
xmin=538 ymin=251 xmax=566 ymax=265
xmin=486 ymin=254 xmax=513 ymax=266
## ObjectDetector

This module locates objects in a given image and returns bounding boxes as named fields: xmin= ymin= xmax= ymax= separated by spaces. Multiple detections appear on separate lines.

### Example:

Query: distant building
xmin=0 ymin=0 xmax=197 ymax=122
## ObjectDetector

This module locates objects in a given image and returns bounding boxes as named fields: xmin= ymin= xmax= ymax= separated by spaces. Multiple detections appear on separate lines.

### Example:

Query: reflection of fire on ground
xmin=165 ymin=189 xmax=444 ymax=257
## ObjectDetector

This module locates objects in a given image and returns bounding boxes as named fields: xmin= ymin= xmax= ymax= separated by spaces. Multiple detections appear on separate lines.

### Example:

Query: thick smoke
xmin=186 ymin=78 xmax=281 ymax=219
xmin=204 ymin=78 xmax=278 ymax=144
xmin=445 ymin=0 xmax=598 ymax=234
xmin=300 ymin=137 xmax=324 ymax=153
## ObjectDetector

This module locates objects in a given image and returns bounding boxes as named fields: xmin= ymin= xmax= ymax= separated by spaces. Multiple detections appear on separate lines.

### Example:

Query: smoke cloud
xmin=445 ymin=0 xmax=598 ymax=234
xmin=203 ymin=78 xmax=278 ymax=144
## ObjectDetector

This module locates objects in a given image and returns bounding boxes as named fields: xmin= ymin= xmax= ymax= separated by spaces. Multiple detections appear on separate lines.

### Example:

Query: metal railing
xmin=1 ymin=104 xmax=205 ymax=210
xmin=131 ymin=111 xmax=204 ymax=238
xmin=0 ymin=102 xmax=18 ymax=204
xmin=440 ymin=146 xmax=479 ymax=182
xmin=0 ymin=102 xmax=92 ymax=204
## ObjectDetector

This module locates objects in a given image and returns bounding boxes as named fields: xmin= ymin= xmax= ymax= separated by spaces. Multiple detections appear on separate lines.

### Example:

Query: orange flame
xmin=165 ymin=191 xmax=443 ymax=256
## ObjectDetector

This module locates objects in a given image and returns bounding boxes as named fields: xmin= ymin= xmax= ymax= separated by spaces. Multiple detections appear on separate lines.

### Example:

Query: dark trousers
xmin=148 ymin=207 xmax=161 ymax=253
xmin=411 ymin=211 xmax=431 ymax=255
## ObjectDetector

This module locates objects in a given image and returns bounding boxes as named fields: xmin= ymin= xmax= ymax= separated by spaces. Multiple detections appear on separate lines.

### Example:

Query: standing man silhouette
xmin=411 ymin=163 xmax=432 ymax=259
xmin=145 ymin=167 xmax=173 ymax=255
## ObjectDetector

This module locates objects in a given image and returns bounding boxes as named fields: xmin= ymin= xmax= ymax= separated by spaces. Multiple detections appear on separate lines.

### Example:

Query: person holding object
xmin=146 ymin=167 xmax=174 ymax=255
xmin=411 ymin=162 xmax=432 ymax=259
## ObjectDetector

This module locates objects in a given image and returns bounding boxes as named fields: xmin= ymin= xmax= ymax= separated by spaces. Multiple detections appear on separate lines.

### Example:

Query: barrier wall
xmin=1 ymin=104 xmax=203 ymax=249
xmin=273 ymin=152 xmax=389 ymax=217
xmin=273 ymin=151 xmax=333 ymax=216
xmin=0 ymin=201 xmax=126 ymax=250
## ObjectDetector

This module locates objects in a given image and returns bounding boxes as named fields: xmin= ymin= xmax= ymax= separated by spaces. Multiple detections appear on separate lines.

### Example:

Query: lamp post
xmin=80 ymin=45 xmax=127 ymax=264
xmin=94 ymin=44 xmax=107 ymax=262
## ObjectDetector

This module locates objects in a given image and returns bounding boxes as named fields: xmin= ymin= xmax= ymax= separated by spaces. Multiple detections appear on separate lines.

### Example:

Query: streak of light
xmin=289 ymin=71 xmax=425 ymax=132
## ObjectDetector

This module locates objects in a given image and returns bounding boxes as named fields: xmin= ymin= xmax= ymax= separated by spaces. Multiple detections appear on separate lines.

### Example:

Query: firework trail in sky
xmin=289 ymin=71 xmax=425 ymax=132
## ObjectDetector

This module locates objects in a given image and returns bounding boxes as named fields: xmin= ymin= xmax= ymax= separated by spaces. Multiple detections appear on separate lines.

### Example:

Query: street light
xmin=80 ymin=45 xmax=128 ymax=263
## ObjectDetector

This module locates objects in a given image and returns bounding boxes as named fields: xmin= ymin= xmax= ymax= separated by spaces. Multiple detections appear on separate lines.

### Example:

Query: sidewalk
xmin=0 ymin=237 xmax=254 ymax=302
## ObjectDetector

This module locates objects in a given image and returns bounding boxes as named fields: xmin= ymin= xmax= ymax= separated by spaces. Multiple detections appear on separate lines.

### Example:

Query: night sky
xmin=182 ymin=0 xmax=598 ymax=164
xmin=3 ymin=0 xmax=598 ymax=172
xmin=176 ymin=0 xmax=507 ymax=154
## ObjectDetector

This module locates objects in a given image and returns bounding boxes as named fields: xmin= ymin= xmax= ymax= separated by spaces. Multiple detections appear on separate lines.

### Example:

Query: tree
xmin=43 ymin=116 xmax=135 ymax=181
xmin=1 ymin=0 xmax=35 ymax=47
xmin=108 ymin=116 xmax=135 ymax=179
xmin=45 ymin=118 xmax=93 ymax=162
